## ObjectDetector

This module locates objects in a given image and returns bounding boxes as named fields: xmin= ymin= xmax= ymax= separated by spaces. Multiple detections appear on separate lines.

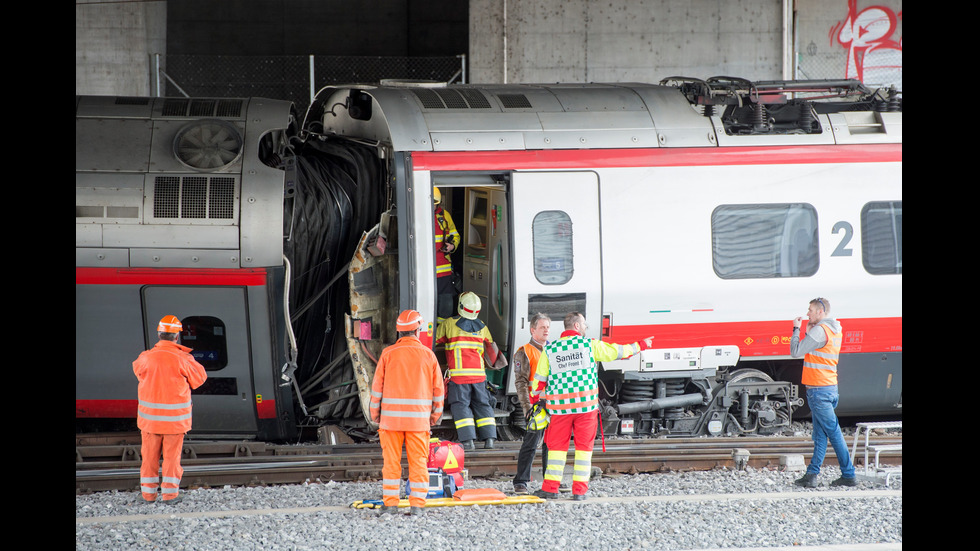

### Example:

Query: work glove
xmin=639 ymin=336 xmax=655 ymax=351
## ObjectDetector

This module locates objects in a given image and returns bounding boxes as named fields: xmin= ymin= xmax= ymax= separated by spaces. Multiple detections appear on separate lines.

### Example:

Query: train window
xmin=711 ymin=203 xmax=819 ymax=279
xmin=861 ymin=201 xmax=902 ymax=275
xmin=532 ymin=210 xmax=574 ymax=285
xmin=179 ymin=315 xmax=228 ymax=371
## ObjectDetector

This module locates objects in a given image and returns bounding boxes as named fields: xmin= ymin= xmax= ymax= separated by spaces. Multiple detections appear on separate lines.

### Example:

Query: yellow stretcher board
xmin=351 ymin=495 xmax=544 ymax=509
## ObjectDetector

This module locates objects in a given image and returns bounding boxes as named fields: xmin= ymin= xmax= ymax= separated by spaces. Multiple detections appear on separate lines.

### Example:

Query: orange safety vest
xmin=370 ymin=336 xmax=446 ymax=431
xmin=801 ymin=324 xmax=841 ymax=386
xmin=523 ymin=343 xmax=545 ymax=405
xmin=132 ymin=340 xmax=208 ymax=434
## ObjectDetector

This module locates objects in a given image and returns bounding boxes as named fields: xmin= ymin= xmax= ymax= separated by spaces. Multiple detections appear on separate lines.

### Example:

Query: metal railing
xmin=153 ymin=54 xmax=466 ymax=114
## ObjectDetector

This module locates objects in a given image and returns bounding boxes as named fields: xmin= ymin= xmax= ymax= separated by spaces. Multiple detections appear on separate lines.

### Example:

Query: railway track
xmin=75 ymin=433 xmax=902 ymax=494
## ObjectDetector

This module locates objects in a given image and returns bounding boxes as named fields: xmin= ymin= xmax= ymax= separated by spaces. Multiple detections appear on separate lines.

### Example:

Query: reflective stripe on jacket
xmin=370 ymin=335 xmax=446 ymax=431
xmin=133 ymin=340 xmax=208 ymax=434
xmin=537 ymin=331 xmax=640 ymax=416
xmin=802 ymin=324 xmax=841 ymax=386
xmin=435 ymin=317 xmax=494 ymax=384
xmin=434 ymin=207 xmax=459 ymax=278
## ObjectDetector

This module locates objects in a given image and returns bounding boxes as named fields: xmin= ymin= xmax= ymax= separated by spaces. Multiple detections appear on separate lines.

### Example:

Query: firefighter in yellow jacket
xmin=370 ymin=310 xmax=445 ymax=515
xmin=435 ymin=292 xmax=503 ymax=450
xmin=133 ymin=315 xmax=208 ymax=504
xmin=434 ymin=187 xmax=460 ymax=323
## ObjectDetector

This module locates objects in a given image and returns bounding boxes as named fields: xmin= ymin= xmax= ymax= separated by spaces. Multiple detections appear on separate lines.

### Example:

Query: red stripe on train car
xmin=76 ymin=267 xmax=268 ymax=286
xmin=605 ymin=317 xmax=902 ymax=357
xmin=76 ymin=400 xmax=137 ymax=418
xmin=411 ymin=144 xmax=902 ymax=171
xmin=76 ymin=398 xmax=278 ymax=420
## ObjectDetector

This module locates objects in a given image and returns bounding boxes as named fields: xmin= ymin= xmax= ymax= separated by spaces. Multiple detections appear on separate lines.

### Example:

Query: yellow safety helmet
xmin=396 ymin=309 xmax=424 ymax=331
xmin=157 ymin=315 xmax=182 ymax=333
xmin=433 ymin=187 xmax=442 ymax=204
xmin=528 ymin=402 xmax=550 ymax=430
xmin=458 ymin=292 xmax=481 ymax=320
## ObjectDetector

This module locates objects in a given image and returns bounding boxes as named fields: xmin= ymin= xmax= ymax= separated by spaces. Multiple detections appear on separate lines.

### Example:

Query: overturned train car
xmin=75 ymin=77 xmax=902 ymax=441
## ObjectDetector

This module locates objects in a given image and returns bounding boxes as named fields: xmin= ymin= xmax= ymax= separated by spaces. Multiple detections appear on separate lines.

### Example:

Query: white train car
xmin=76 ymin=78 xmax=901 ymax=440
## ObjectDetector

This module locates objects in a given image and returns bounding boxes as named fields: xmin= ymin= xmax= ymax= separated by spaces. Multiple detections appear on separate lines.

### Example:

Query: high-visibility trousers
xmin=447 ymin=381 xmax=497 ymax=442
xmin=379 ymin=429 xmax=430 ymax=508
xmin=139 ymin=431 xmax=185 ymax=502
xmin=540 ymin=411 xmax=598 ymax=496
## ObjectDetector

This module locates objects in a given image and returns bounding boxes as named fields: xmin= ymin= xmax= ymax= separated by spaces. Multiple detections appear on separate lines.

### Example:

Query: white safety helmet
xmin=458 ymin=292 xmax=481 ymax=320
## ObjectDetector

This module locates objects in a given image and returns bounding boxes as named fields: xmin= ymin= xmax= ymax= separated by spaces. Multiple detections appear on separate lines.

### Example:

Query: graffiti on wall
xmin=830 ymin=0 xmax=902 ymax=89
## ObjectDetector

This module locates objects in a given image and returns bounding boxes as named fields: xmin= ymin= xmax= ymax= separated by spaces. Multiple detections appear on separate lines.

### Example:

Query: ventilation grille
xmin=410 ymin=88 xmax=492 ymax=109
xmin=152 ymin=176 xmax=237 ymax=220
xmin=114 ymin=97 xmax=151 ymax=106
xmin=497 ymin=94 xmax=532 ymax=109
xmin=161 ymin=98 xmax=245 ymax=118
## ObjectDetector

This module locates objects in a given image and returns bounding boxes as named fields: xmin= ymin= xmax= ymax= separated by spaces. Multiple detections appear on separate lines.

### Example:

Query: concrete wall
xmin=468 ymin=0 xmax=902 ymax=87
xmin=76 ymin=0 xmax=902 ymax=95
xmin=76 ymin=0 xmax=167 ymax=96
xmin=468 ymin=0 xmax=787 ymax=84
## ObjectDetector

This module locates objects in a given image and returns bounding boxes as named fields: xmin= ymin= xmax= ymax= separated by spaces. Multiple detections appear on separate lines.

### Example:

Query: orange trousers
xmin=379 ymin=429 xmax=430 ymax=508
xmin=140 ymin=431 xmax=185 ymax=502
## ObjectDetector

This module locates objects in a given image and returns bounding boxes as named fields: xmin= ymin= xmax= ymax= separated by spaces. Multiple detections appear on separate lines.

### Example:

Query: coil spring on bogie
xmin=620 ymin=380 xmax=655 ymax=402
xmin=663 ymin=380 xmax=687 ymax=417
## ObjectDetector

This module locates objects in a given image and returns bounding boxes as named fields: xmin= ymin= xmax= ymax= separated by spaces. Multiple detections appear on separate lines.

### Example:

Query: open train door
xmin=506 ymin=171 xmax=603 ymax=394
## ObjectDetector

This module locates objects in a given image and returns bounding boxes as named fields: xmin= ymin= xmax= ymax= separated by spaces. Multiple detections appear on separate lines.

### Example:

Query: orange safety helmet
xmin=396 ymin=309 xmax=424 ymax=332
xmin=157 ymin=315 xmax=183 ymax=333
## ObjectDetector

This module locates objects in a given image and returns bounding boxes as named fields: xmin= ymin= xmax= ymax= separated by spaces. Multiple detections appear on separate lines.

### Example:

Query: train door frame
xmin=141 ymin=285 xmax=259 ymax=437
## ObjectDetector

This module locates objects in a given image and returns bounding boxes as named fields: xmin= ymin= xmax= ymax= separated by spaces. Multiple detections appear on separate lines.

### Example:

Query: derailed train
xmin=75 ymin=77 xmax=902 ymax=442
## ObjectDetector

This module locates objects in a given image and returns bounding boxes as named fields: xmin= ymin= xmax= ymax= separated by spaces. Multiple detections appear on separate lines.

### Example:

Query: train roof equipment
xmin=303 ymin=77 xmax=901 ymax=153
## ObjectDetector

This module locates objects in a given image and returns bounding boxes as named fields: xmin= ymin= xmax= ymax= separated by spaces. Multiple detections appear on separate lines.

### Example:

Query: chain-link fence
xmin=153 ymin=54 xmax=466 ymax=114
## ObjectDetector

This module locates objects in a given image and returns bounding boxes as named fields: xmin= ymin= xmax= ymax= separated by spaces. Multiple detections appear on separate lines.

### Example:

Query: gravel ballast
xmin=76 ymin=464 xmax=901 ymax=551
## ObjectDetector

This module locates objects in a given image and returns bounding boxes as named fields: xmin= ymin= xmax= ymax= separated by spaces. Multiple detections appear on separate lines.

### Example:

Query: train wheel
xmin=723 ymin=368 xmax=776 ymax=435
xmin=728 ymin=368 xmax=774 ymax=384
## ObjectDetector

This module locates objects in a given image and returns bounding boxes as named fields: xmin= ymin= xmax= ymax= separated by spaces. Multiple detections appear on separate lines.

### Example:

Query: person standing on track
xmin=533 ymin=312 xmax=654 ymax=501
xmin=133 ymin=315 xmax=208 ymax=504
xmin=370 ymin=310 xmax=445 ymax=515
xmin=436 ymin=292 xmax=504 ymax=451
xmin=511 ymin=312 xmax=552 ymax=495
xmin=790 ymin=297 xmax=857 ymax=487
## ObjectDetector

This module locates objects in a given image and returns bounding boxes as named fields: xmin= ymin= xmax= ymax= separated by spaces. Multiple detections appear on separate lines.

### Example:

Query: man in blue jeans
xmin=790 ymin=297 xmax=857 ymax=487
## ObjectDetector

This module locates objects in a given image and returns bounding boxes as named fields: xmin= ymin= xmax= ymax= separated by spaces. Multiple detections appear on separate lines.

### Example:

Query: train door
xmin=142 ymin=286 xmax=258 ymax=436
xmin=459 ymin=185 xmax=510 ymax=388
xmin=506 ymin=171 xmax=603 ymax=393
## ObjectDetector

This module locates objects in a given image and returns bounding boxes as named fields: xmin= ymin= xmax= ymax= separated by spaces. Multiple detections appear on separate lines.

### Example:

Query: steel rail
xmin=76 ymin=435 xmax=901 ymax=494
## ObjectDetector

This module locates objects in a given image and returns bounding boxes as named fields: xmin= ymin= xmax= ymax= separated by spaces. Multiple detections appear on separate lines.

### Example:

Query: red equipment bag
xmin=428 ymin=438 xmax=465 ymax=488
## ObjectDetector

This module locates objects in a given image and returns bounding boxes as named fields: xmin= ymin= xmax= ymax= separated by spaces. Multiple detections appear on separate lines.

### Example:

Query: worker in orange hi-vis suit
xmin=370 ymin=310 xmax=446 ymax=516
xmin=132 ymin=315 xmax=208 ymax=504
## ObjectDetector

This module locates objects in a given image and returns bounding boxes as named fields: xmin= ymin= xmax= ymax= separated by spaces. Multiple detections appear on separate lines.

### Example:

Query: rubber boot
xmin=462 ymin=440 xmax=475 ymax=451
xmin=484 ymin=438 xmax=495 ymax=449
